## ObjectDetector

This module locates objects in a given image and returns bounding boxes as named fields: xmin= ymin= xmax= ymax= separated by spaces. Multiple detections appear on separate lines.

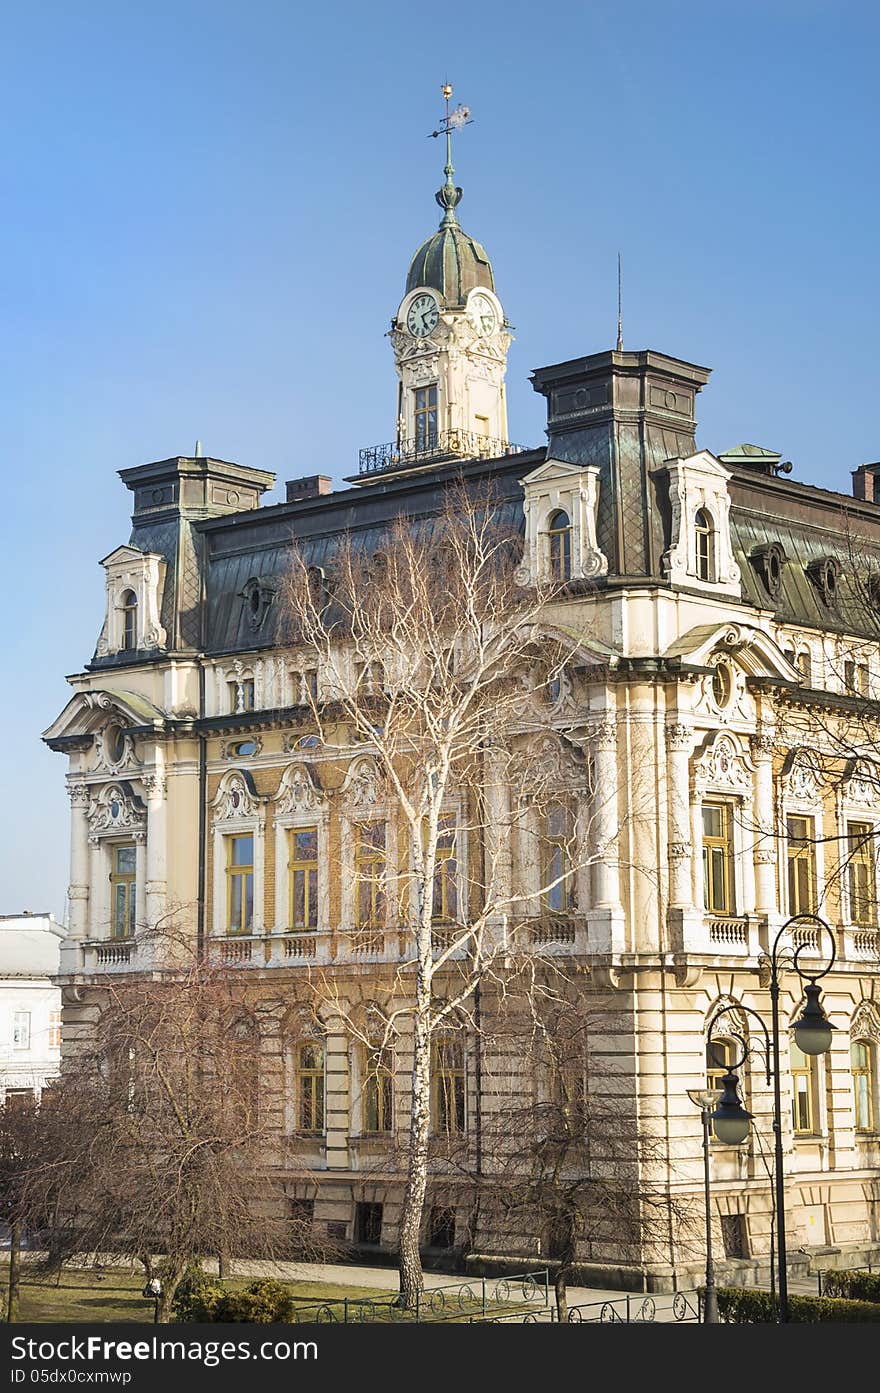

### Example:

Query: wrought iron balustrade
xmin=359 ymin=429 xmax=529 ymax=475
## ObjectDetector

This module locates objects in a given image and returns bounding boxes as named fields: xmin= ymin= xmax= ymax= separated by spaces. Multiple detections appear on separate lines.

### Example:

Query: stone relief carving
xmin=211 ymin=770 xmax=264 ymax=821
xmin=276 ymin=762 xmax=326 ymax=815
xmin=844 ymin=757 xmax=880 ymax=810
xmin=693 ymin=732 xmax=754 ymax=796
xmin=782 ymin=749 xmax=823 ymax=804
xmin=342 ymin=756 xmax=384 ymax=809
xmin=87 ymin=782 xmax=147 ymax=835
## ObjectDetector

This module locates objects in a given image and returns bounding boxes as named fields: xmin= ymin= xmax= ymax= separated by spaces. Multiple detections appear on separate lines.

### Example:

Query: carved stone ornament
xmin=851 ymin=1000 xmax=880 ymax=1045
xmin=67 ymin=782 xmax=91 ymax=810
xmin=665 ymin=723 xmax=693 ymax=753
xmin=844 ymin=757 xmax=880 ymax=811
xmin=92 ymin=724 xmax=139 ymax=780
xmin=529 ymin=735 xmax=591 ymax=792
xmin=211 ymin=770 xmax=264 ymax=821
xmin=782 ymin=749 xmax=823 ymax=804
xmin=693 ymin=732 xmax=753 ymax=796
xmin=276 ymin=762 xmax=325 ymax=815
xmin=87 ymin=782 xmax=147 ymax=835
xmin=142 ymin=773 xmax=167 ymax=801
xmin=342 ymin=756 xmax=384 ymax=809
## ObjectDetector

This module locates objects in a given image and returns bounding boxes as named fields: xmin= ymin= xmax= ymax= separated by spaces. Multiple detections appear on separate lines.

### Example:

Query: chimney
xmin=852 ymin=463 xmax=880 ymax=502
xmin=286 ymin=475 xmax=333 ymax=504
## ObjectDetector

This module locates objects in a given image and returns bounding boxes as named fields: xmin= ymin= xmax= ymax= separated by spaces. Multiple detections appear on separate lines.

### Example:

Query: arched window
xmin=694 ymin=509 xmax=715 ymax=582
xmin=295 ymin=1040 xmax=325 ymax=1135
xmin=851 ymin=1039 xmax=876 ymax=1133
xmin=120 ymin=590 xmax=137 ymax=650
xmin=547 ymin=510 xmax=572 ymax=582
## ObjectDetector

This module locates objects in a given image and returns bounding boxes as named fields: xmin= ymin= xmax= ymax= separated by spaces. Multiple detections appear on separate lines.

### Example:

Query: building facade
xmin=0 ymin=913 xmax=64 ymax=1107
xmin=43 ymin=140 xmax=880 ymax=1288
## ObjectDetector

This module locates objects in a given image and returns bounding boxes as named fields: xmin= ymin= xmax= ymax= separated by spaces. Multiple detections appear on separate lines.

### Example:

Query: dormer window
xmin=694 ymin=510 xmax=715 ymax=583
xmin=120 ymin=591 xmax=138 ymax=650
xmin=547 ymin=510 xmax=572 ymax=582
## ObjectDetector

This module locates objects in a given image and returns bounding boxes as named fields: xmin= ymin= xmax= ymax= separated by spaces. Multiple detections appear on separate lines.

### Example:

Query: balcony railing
xmin=358 ymin=429 xmax=529 ymax=475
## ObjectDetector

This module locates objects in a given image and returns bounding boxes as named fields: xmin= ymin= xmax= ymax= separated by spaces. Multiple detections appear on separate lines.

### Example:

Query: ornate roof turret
xmin=405 ymin=86 xmax=495 ymax=306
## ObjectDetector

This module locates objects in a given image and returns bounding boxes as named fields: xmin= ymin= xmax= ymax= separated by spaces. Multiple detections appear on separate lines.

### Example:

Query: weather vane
xmin=428 ymin=83 xmax=472 ymax=227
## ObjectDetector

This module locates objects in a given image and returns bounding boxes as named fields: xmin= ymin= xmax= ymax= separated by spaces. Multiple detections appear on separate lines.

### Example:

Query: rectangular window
xmin=702 ymin=803 xmax=734 ymax=914
xmin=542 ymin=803 xmax=573 ymax=914
xmin=790 ymin=1042 xmax=815 ymax=1134
xmin=12 ymin=1012 xmax=31 ymax=1050
xmin=226 ymin=834 xmax=254 ymax=934
xmin=433 ymin=1034 xmax=466 ymax=1135
xmin=110 ymin=843 xmax=137 ymax=939
xmin=228 ymin=680 xmax=240 ymax=714
xmin=432 ymin=816 xmax=458 ymax=923
xmin=844 ymin=659 xmax=869 ymax=697
xmin=241 ymin=678 xmax=255 ymax=711
xmin=48 ymin=1011 xmax=62 ymax=1050
xmin=474 ymin=414 xmax=490 ymax=439
xmin=787 ymin=815 xmax=816 ymax=917
xmin=356 ymin=821 xmax=386 ymax=928
xmin=848 ymin=821 xmax=876 ymax=925
xmin=289 ymin=826 xmax=319 ymax=930
xmin=428 ymin=1206 xmax=457 ymax=1249
xmin=852 ymin=1041 xmax=875 ymax=1133
xmin=296 ymin=1041 xmax=325 ymax=1134
xmin=721 ymin=1214 xmax=749 ymax=1259
xmin=414 ymin=384 xmax=438 ymax=451
xmin=363 ymin=1049 xmax=394 ymax=1134
xmin=798 ymin=650 xmax=812 ymax=685
xmin=355 ymin=1201 xmax=383 ymax=1246
xmin=706 ymin=1039 xmax=736 ymax=1096
xmin=292 ymin=667 xmax=318 ymax=705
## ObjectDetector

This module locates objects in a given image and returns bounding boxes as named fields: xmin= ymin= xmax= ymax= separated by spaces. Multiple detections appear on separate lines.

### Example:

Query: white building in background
xmin=0 ymin=913 xmax=65 ymax=1105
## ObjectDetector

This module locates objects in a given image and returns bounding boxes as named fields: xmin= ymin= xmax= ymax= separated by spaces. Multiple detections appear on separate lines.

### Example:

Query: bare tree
xmin=0 ymin=1095 xmax=43 ymax=1321
xmin=16 ymin=945 xmax=329 ymax=1322
xmin=282 ymin=485 xmax=610 ymax=1307
xmin=481 ymin=978 xmax=690 ymax=1322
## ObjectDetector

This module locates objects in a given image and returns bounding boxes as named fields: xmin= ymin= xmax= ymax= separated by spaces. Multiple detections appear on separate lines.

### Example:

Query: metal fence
xmin=285 ymin=1270 xmax=551 ymax=1324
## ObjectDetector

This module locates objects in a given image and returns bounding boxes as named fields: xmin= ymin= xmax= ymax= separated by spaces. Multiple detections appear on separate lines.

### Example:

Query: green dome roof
xmin=405 ymin=223 xmax=495 ymax=306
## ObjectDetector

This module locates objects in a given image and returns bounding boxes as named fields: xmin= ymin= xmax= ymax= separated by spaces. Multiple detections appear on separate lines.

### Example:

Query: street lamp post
xmin=706 ymin=913 xmax=836 ymax=1325
xmin=686 ymin=1087 xmax=722 ymax=1323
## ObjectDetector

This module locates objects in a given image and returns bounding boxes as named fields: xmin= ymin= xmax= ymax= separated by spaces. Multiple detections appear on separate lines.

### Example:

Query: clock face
xmin=406 ymin=293 xmax=439 ymax=338
xmin=469 ymin=293 xmax=497 ymax=337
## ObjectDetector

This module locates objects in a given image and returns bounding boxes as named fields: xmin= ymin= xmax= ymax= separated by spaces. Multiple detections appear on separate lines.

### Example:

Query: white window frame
xmin=12 ymin=1011 xmax=31 ymax=1050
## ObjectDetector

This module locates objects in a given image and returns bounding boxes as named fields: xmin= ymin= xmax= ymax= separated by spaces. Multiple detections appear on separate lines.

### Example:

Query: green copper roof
xmin=718 ymin=443 xmax=781 ymax=463
xmin=405 ymin=222 xmax=495 ymax=304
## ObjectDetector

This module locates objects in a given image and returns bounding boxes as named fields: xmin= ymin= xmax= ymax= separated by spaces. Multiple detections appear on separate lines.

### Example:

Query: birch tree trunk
xmin=398 ymin=932 xmax=433 ymax=1310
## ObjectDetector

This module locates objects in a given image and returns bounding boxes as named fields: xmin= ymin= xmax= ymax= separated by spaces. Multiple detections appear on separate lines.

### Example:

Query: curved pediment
xmin=43 ymin=689 xmax=167 ymax=749
xmin=664 ymin=622 xmax=800 ymax=681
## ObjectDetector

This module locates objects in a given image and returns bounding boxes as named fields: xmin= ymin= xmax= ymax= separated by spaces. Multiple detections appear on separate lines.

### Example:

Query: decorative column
xmin=665 ymin=723 xmax=695 ymax=909
xmin=750 ymin=728 xmax=777 ymax=915
xmin=483 ymin=742 xmax=512 ymax=932
xmin=591 ymin=720 xmax=622 ymax=910
xmin=143 ymin=771 xmax=168 ymax=930
xmin=67 ymin=783 xmax=91 ymax=939
xmin=88 ymin=834 xmax=108 ymax=938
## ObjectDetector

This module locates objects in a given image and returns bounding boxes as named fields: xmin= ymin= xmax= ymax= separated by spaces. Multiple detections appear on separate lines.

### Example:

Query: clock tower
xmin=388 ymin=88 xmax=512 ymax=465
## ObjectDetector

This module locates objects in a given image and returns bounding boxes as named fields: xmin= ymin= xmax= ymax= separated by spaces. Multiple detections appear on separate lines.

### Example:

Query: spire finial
xmin=194 ymin=438 xmax=203 ymax=458
xmin=616 ymin=253 xmax=624 ymax=353
xmin=429 ymin=82 xmax=472 ymax=228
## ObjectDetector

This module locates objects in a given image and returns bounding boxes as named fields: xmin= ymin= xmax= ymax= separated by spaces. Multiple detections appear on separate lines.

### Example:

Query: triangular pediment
xmin=660 ymin=448 xmax=731 ymax=482
xmin=99 ymin=544 xmax=145 ymax=568
xmin=519 ymin=456 xmax=586 ymax=488
xmin=43 ymin=688 xmax=167 ymax=747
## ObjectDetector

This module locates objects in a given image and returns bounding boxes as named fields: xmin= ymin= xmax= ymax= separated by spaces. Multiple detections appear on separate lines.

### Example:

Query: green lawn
xmin=0 ymin=1264 xmax=543 ymax=1323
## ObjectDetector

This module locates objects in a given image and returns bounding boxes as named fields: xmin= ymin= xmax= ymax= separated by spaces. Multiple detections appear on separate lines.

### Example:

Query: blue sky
xmin=2 ymin=0 xmax=878 ymax=920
